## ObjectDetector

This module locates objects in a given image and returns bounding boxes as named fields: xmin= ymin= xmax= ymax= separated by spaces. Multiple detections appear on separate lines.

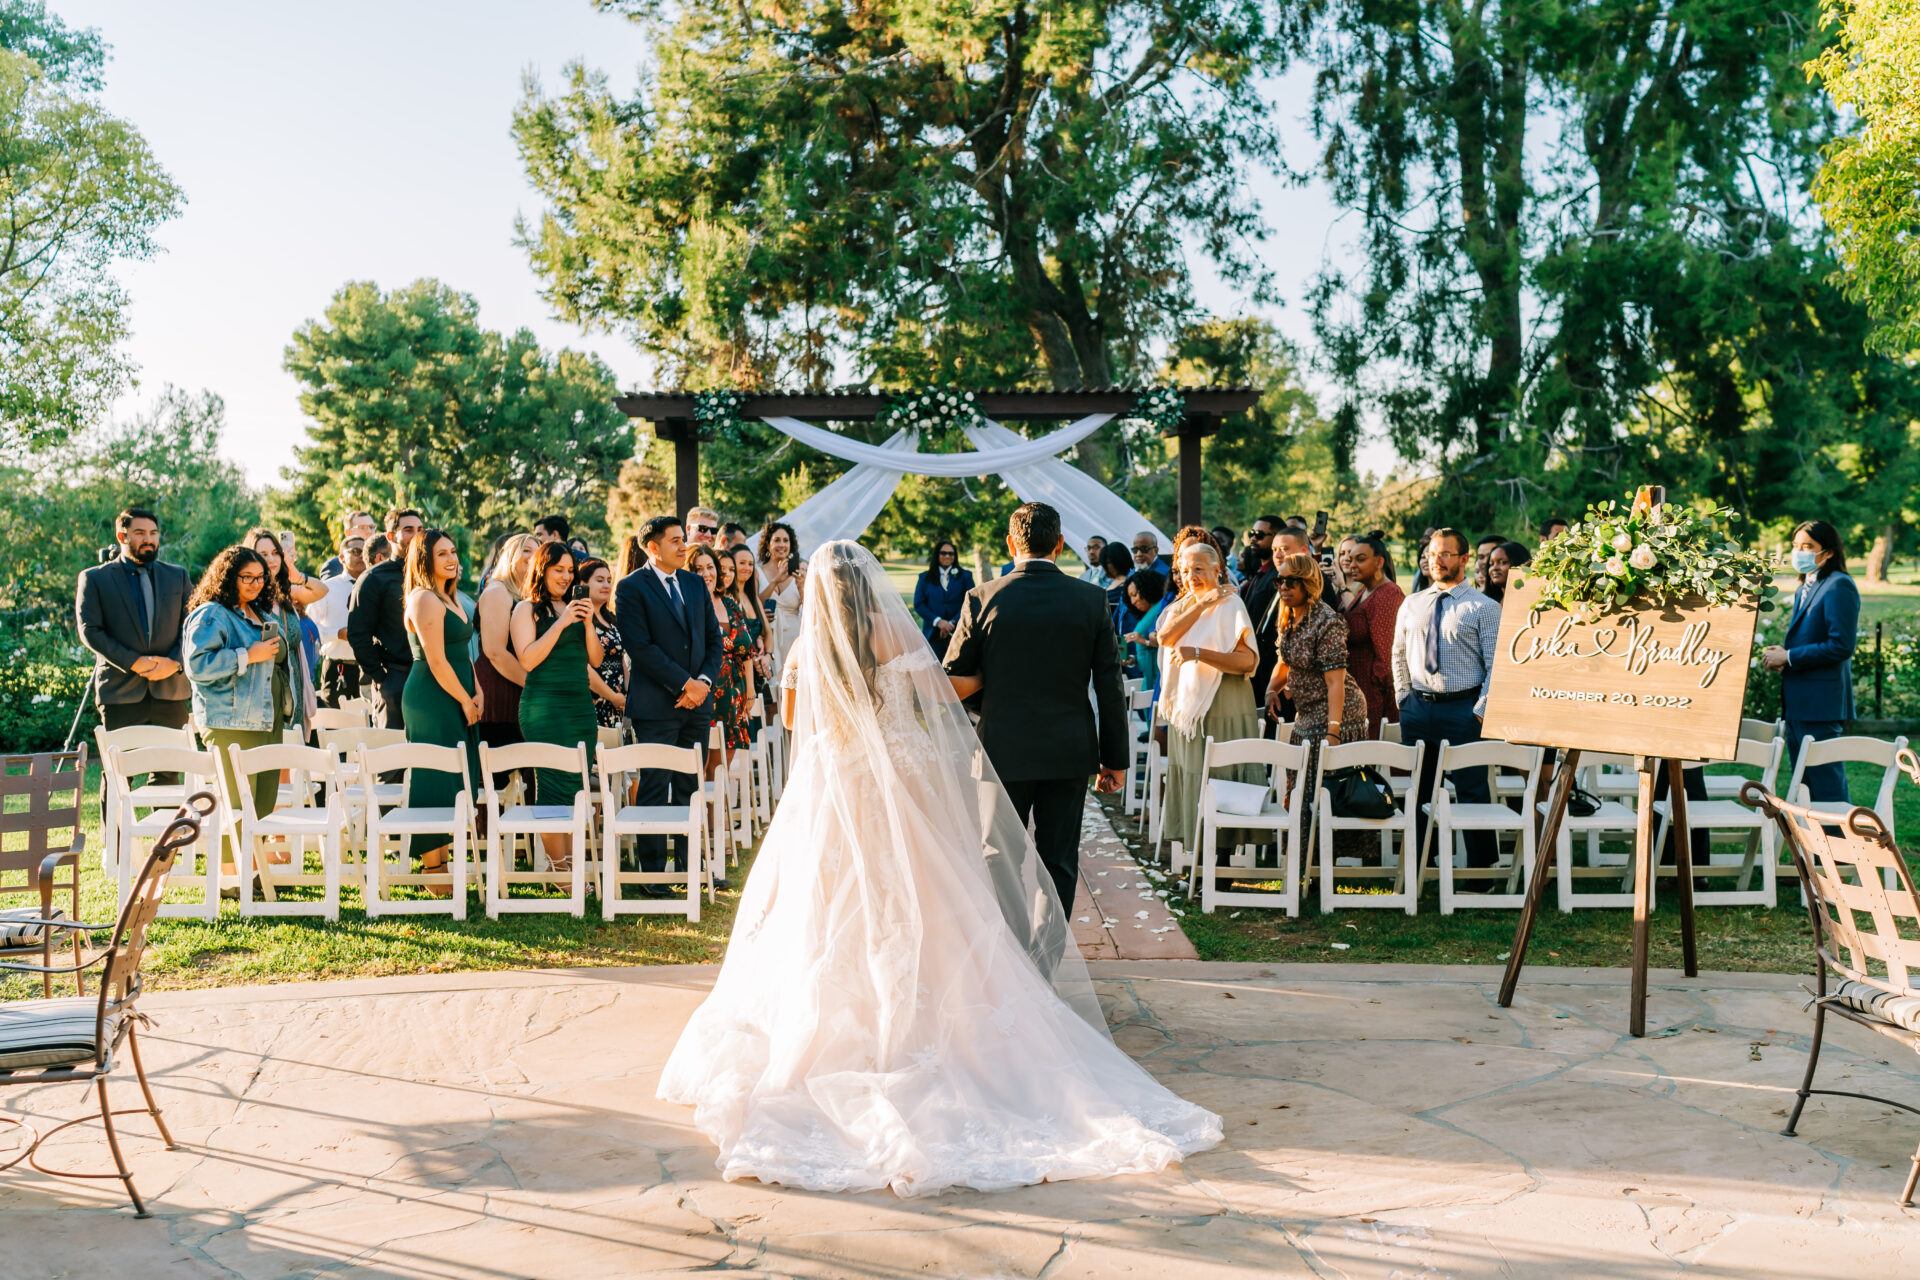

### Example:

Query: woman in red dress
xmin=1340 ymin=534 xmax=1405 ymax=739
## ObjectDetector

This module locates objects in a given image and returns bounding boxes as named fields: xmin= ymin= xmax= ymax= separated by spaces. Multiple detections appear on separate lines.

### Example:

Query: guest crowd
xmin=77 ymin=498 xmax=1862 ymax=895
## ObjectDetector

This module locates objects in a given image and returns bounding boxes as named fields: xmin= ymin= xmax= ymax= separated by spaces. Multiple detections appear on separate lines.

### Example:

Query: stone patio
xmin=3 ymin=961 xmax=1917 ymax=1277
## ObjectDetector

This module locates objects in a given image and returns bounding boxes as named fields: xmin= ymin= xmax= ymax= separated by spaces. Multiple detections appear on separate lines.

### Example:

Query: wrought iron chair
xmin=0 ymin=791 xmax=213 ymax=1218
xmin=1744 ymin=780 xmax=1920 ymax=1206
xmin=0 ymin=749 xmax=89 ymax=997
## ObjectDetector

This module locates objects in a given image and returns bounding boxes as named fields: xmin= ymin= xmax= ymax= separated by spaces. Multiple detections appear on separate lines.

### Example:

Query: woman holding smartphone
xmin=184 ymin=545 xmax=293 ymax=864
xmin=241 ymin=526 xmax=317 ymax=735
xmin=510 ymin=541 xmax=602 ymax=871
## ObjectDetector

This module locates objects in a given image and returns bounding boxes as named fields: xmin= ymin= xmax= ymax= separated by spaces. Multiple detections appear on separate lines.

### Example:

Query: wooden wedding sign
xmin=1485 ymin=494 xmax=1762 ymax=1035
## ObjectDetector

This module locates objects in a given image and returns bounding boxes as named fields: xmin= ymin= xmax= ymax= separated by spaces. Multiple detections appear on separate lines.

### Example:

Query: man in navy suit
xmin=1763 ymin=521 xmax=1859 ymax=804
xmin=617 ymin=514 xmax=726 ymax=884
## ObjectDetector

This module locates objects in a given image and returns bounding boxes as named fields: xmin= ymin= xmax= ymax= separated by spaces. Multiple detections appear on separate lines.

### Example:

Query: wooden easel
xmin=1496 ymin=752 xmax=1701 ymax=1035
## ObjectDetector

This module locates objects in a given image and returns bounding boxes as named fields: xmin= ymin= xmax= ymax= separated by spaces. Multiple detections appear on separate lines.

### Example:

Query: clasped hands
xmin=675 ymin=676 xmax=712 ymax=710
xmin=131 ymin=655 xmax=180 ymax=681
xmin=1762 ymin=645 xmax=1790 ymax=673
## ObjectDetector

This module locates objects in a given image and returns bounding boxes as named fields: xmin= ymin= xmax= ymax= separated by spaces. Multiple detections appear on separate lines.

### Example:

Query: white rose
xmin=1605 ymin=556 xmax=1628 ymax=577
xmin=1611 ymin=532 xmax=1633 ymax=553
xmin=1629 ymin=544 xmax=1656 ymax=571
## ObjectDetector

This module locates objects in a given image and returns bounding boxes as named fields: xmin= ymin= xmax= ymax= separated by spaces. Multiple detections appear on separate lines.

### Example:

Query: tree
xmin=1808 ymin=0 xmax=1920 ymax=359
xmin=513 ymin=0 xmax=1298 ymax=409
xmin=1305 ymin=0 xmax=1920 ymax=544
xmin=0 ymin=6 xmax=182 ymax=450
xmin=274 ymin=279 xmax=633 ymax=566
xmin=0 ymin=385 xmax=259 ymax=616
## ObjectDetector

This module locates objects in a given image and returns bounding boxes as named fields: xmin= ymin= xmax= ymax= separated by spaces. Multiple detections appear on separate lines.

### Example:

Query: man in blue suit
xmin=1763 ymin=521 xmax=1859 ymax=804
xmin=617 ymin=514 xmax=726 ymax=885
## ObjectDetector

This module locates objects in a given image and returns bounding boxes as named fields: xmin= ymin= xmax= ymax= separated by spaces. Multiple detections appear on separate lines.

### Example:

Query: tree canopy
xmin=0 ymin=4 xmax=181 ymax=450
xmin=1808 ymin=0 xmax=1920 ymax=358
xmin=273 ymin=279 xmax=633 ymax=566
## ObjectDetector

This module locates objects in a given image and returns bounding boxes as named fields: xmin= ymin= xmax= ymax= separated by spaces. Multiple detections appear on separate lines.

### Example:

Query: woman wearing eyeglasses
xmin=1268 ymin=552 xmax=1370 ymax=755
xmin=913 ymin=539 xmax=974 ymax=651
xmin=183 ymin=545 xmax=294 ymax=865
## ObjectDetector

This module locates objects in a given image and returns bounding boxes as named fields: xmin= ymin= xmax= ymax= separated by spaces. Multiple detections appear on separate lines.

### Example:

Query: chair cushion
xmin=1831 ymin=980 xmax=1920 ymax=1033
xmin=0 ymin=997 xmax=109 ymax=1070
xmin=0 ymin=907 xmax=67 ymax=950
xmin=1209 ymin=779 xmax=1271 ymax=816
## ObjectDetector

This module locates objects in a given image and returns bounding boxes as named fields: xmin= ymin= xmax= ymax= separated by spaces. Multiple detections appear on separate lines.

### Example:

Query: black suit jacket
xmin=346 ymin=559 xmax=410 ymax=685
xmin=76 ymin=556 xmax=191 ymax=704
xmin=941 ymin=559 xmax=1128 ymax=783
xmin=1242 ymin=563 xmax=1281 ymax=694
xmin=615 ymin=566 xmax=726 ymax=723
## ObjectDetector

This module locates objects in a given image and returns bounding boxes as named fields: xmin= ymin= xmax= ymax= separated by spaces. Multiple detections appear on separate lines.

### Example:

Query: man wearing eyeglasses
xmin=684 ymin=506 xmax=723 ymax=548
xmin=1391 ymin=527 xmax=1502 ymax=877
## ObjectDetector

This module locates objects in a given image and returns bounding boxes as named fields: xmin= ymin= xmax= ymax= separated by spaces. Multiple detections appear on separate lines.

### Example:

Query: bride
xmin=659 ymin=540 xmax=1221 ymax=1196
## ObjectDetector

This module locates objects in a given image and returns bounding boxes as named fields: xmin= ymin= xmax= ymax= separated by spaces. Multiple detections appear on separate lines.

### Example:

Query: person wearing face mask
xmin=1763 ymin=520 xmax=1859 ymax=803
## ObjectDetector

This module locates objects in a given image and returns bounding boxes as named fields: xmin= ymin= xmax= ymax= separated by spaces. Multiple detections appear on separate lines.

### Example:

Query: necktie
xmin=130 ymin=563 xmax=152 ymax=642
xmin=664 ymin=574 xmax=684 ymax=617
xmin=1426 ymin=590 xmax=1447 ymax=677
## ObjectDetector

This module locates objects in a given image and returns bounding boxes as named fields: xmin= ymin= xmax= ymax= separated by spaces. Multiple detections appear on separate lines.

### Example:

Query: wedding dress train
xmin=659 ymin=542 xmax=1220 ymax=1196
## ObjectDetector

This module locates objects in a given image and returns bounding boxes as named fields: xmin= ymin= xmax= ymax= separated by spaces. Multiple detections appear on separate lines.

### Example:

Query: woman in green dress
xmin=729 ymin=543 xmax=772 ymax=719
xmin=401 ymin=529 xmax=482 ymax=890
xmin=511 ymin=540 xmax=602 ymax=872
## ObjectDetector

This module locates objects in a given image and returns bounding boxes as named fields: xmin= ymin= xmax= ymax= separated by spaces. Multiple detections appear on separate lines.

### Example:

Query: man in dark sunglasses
xmin=684 ymin=505 xmax=723 ymax=547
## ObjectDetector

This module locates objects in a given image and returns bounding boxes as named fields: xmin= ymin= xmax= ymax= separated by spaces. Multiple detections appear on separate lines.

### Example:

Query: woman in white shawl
xmin=1157 ymin=539 xmax=1263 ymax=860
xmin=659 ymin=540 xmax=1220 ymax=1197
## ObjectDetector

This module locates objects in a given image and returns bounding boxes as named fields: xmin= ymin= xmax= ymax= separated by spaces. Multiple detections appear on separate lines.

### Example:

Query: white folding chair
xmin=358 ymin=743 xmax=473 ymax=919
xmin=316 ymin=726 xmax=408 ymax=868
xmin=1553 ymin=751 xmax=1645 ymax=911
xmin=479 ymin=741 xmax=591 ymax=917
xmin=1786 ymin=733 xmax=1909 ymax=888
xmin=1125 ymin=687 xmax=1154 ymax=816
xmin=94 ymin=723 xmax=194 ymax=881
xmin=308 ymin=706 xmax=371 ymax=736
xmin=1650 ymin=738 xmax=1783 ymax=907
xmin=223 ymin=742 xmax=345 ymax=920
xmin=699 ymin=722 xmax=734 ymax=882
xmin=598 ymin=743 xmax=706 ymax=920
xmin=1419 ymin=741 xmax=1541 ymax=913
xmin=1703 ymin=718 xmax=1783 ymax=799
xmin=337 ymin=696 xmax=371 ymax=720
xmin=743 ymin=714 xmax=774 ymax=831
xmin=1191 ymin=736 xmax=1310 ymax=916
xmin=103 ymin=744 xmax=222 ymax=920
xmin=1315 ymin=739 xmax=1424 ymax=914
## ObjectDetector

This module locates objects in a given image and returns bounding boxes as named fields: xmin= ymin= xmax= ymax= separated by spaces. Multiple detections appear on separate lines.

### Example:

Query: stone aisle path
xmin=1072 ymin=802 xmax=1198 ymax=961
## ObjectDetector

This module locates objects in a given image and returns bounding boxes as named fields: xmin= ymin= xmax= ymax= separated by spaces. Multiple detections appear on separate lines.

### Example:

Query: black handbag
xmin=1325 ymin=765 xmax=1397 ymax=820
xmin=1566 ymin=786 xmax=1602 ymax=818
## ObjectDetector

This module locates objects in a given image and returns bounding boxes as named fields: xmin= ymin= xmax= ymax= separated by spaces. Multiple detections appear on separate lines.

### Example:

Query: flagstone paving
xmin=3 ymin=961 xmax=1915 ymax=1278
xmin=1071 ymin=804 xmax=1198 ymax=961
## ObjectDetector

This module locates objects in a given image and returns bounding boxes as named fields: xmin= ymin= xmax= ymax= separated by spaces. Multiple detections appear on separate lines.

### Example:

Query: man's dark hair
xmin=1099 ymin=541 xmax=1135 ymax=577
xmin=1007 ymin=502 xmax=1062 ymax=558
xmin=534 ymin=513 xmax=571 ymax=540
xmin=723 ymin=522 xmax=747 ymax=540
xmin=1433 ymin=526 xmax=1471 ymax=557
xmin=1540 ymin=516 xmax=1569 ymax=536
xmin=1210 ymin=525 xmax=1236 ymax=551
xmin=1255 ymin=514 xmax=1285 ymax=531
xmin=1285 ymin=515 xmax=1308 ymax=528
xmin=641 ymin=514 xmax=683 ymax=548
xmin=366 ymin=534 xmax=392 ymax=563
xmin=117 ymin=507 xmax=159 ymax=534
xmin=385 ymin=507 xmax=422 ymax=532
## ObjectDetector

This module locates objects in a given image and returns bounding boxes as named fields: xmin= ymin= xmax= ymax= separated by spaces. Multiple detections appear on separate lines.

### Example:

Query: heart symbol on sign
xmin=1590 ymin=627 xmax=1618 ymax=654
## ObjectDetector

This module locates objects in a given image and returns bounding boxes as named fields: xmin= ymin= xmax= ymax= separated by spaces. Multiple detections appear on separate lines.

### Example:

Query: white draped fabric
xmin=761 ymin=412 xmax=1114 ymax=477
xmin=963 ymin=420 xmax=1173 ymax=558
xmin=745 ymin=413 xmax=1170 ymax=559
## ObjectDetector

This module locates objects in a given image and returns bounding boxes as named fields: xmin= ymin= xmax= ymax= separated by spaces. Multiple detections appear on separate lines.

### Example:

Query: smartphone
xmin=570 ymin=582 xmax=590 ymax=603
xmin=279 ymin=531 xmax=296 ymax=554
xmin=1311 ymin=510 xmax=1329 ymax=543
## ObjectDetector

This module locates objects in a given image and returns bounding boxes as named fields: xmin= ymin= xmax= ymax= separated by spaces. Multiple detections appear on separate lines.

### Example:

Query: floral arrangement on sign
xmin=1126 ymin=386 xmax=1186 ymax=436
xmin=1521 ymin=492 xmax=1778 ymax=616
xmin=879 ymin=387 xmax=985 ymax=440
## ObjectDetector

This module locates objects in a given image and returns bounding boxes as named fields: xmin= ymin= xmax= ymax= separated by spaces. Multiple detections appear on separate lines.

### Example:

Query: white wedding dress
xmin=659 ymin=541 xmax=1221 ymax=1196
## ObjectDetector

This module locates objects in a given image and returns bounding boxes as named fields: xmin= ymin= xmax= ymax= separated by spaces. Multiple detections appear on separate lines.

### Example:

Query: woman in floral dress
xmin=578 ymin=558 xmax=627 ymax=731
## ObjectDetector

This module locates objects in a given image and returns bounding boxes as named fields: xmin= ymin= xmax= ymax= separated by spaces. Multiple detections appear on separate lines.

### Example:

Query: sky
xmin=59 ymin=1 xmax=1370 ymax=487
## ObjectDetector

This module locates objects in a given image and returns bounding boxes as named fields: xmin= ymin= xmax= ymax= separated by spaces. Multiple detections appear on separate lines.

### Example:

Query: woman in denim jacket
xmin=185 ymin=545 xmax=300 ymax=860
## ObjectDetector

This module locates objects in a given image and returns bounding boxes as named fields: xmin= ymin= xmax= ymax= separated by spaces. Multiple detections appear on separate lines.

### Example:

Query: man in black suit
xmin=76 ymin=507 xmax=192 ymax=734
xmin=942 ymin=502 xmax=1128 ymax=911
xmin=616 ymin=514 xmax=725 ymax=884
xmin=347 ymin=508 xmax=422 ymax=730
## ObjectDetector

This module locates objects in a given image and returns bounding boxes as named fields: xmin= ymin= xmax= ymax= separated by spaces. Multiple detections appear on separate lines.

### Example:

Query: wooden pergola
xmin=612 ymin=386 xmax=1260 ymax=530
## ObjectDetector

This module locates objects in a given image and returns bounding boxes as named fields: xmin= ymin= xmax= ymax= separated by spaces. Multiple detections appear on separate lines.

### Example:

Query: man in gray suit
xmin=942 ymin=502 xmax=1129 ymax=911
xmin=76 ymin=507 xmax=192 ymax=735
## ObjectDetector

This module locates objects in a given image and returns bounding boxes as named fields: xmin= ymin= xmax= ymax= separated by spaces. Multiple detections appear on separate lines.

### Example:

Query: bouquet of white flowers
xmin=1523 ymin=493 xmax=1779 ymax=617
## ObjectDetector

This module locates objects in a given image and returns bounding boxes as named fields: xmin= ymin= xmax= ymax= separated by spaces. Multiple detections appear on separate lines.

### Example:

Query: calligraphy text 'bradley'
xmin=1507 ymin=614 xmax=1735 ymax=689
